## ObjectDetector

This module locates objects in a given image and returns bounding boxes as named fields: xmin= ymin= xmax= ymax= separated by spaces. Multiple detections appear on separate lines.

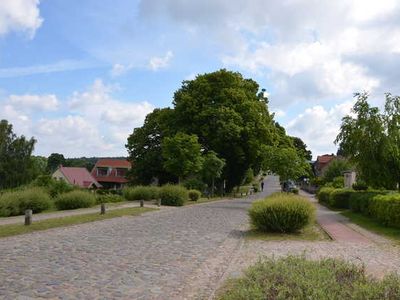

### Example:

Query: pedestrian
xmin=261 ymin=181 xmax=264 ymax=192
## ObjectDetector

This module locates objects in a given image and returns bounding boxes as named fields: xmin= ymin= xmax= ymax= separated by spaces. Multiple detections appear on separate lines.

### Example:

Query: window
xmin=116 ymin=168 xmax=126 ymax=177
xmin=97 ymin=167 xmax=108 ymax=176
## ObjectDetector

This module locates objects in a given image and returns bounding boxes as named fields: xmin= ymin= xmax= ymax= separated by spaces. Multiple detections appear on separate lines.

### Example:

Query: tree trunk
xmin=211 ymin=178 xmax=215 ymax=198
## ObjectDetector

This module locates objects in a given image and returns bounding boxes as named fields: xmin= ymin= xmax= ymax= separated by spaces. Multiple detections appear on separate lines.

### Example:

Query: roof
xmin=316 ymin=154 xmax=335 ymax=164
xmin=58 ymin=167 xmax=102 ymax=188
xmin=93 ymin=159 xmax=132 ymax=168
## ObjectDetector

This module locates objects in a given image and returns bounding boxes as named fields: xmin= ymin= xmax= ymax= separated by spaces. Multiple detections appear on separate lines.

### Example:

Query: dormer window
xmin=97 ymin=167 xmax=108 ymax=176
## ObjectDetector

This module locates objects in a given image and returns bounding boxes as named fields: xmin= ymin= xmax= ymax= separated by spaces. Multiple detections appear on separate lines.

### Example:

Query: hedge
xmin=96 ymin=194 xmax=124 ymax=204
xmin=349 ymin=191 xmax=387 ymax=215
xmin=54 ymin=190 xmax=96 ymax=210
xmin=369 ymin=194 xmax=400 ymax=228
xmin=188 ymin=189 xmax=201 ymax=201
xmin=248 ymin=193 xmax=315 ymax=233
xmin=0 ymin=187 xmax=52 ymax=217
xmin=317 ymin=187 xmax=335 ymax=205
xmin=159 ymin=184 xmax=188 ymax=206
xmin=328 ymin=189 xmax=354 ymax=209
xmin=123 ymin=186 xmax=160 ymax=201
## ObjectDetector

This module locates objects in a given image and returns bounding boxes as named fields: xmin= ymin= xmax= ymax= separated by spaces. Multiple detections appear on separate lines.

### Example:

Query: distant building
xmin=52 ymin=166 xmax=102 ymax=189
xmin=314 ymin=154 xmax=337 ymax=177
xmin=91 ymin=159 xmax=132 ymax=189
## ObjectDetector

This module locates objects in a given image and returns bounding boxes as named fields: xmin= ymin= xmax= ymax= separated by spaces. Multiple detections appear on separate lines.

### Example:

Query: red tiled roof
xmin=59 ymin=167 xmax=102 ymax=188
xmin=316 ymin=154 xmax=335 ymax=164
xmin=94 ymin=159 xmax=132 ymax=168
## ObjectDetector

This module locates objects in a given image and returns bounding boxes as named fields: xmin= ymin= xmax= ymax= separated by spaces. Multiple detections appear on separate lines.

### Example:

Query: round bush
xmin=249 ymin=193 xmax=315 ymax=233
xmin=0 ymin=188 xmax=51 ymax=217
xmin=96 ymin=194 xmax=124 ymax=204
xmin=123 ymin=186 xmax=159 ymax=201
xmin=188 ymin=189 xmax=201 ymax=201
xmin=159 ymin=184 xmax=188 ymax=206
xmin=55 ymin=190 xmax=96 ymax=210
xmin=317 ymin=187 xmax=335 ymax=204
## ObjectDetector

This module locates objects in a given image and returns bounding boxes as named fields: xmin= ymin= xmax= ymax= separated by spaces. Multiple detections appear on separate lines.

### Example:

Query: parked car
xmin=282 ymin=180 xmax=297 ymax=192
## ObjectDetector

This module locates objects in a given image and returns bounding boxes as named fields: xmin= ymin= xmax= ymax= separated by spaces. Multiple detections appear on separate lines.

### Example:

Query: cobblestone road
xmin=0 ymin=176 xmax=279 ymax=299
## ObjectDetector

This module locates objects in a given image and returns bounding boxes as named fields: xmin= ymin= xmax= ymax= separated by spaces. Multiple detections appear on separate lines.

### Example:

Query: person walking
xmin=261 ymin=180 xmax=265 ymax=192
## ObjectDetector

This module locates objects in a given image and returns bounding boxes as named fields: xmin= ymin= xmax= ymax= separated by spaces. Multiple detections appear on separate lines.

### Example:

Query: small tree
xmin=162 ymin=132 xmax=203 ymax=183
xmin=322 ymin=159 xmax=352 ymax=183
xmin=201 ymin=151 xmax=225 ymax=197
xmin=46 ymin=153 xmax=66 ymax=173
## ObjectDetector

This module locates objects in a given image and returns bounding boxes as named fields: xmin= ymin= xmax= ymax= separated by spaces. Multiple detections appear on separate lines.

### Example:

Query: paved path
xmin=0 ymin=176 xmax=280 ymax=299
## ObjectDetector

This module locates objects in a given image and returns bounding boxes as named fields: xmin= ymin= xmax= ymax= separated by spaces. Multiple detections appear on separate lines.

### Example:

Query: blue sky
xmin=1 ymin=0 xmax=400 ymax=158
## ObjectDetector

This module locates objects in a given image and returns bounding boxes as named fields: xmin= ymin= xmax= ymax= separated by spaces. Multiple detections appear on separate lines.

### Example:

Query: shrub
xmin=369 ymin=194 xmax=400 ymax=228
xmin=349 ymin=191 xmax=387 ymax=214
xmin=183 ymin=177 xmax=207 ymax=192
xmin=352 ymin=180 xmax=368 ymax=191
xmin=291 ymin=188 xmax=299 ymax=194
xmin=159 ymin=184 xmax=188 ymax=206
xmin=332 ymin=176 xmax=344 ymax=188
xmin=123 ymin=186 xmax=159 ymax=201
xmin=54 ymin=190 xmax=96 ymax=210
xmin=328 ymin=189 xmax=354 ymax=209
xmin=48 ymin=180 xmax=75 ymax=198
xmin=317 ymin=187 xmax=335 ymax=205
xmin=217 ymin=256 xmax=400 ymax=300
xmin=96 ymin=194 xmax=124 ymax=204
xmin=0 ymin=188 xmax=52 ymax=217
xmin=188 ymin=189 xmax=201 ymax=201
xmin=248 ymin=193 xmax=315 ymax=233
xmin=252 ymin=182 xmax=259 ymax=193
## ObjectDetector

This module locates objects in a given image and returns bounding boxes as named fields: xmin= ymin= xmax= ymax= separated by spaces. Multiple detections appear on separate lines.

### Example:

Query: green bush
xmin=291 ymin=188 xmax=299 ymax=194
xmin=349 ymin=191 xmax=387 ymax=214
xmin=54 ymin=190 xmax=96 ymax=210
xmin=352 ymin=180 xmax=368 ymax=191
xmin=159 ymin=184 xmax=188 ymax=206
xmin=96 ymin=194 xmax=124 ymax=204
xmin=48 ymin=180 xmax=75 ymax=198
xmin=188 ymin=189 xmax=201 ymax=201
xmin=317 ymin=187 xmax=335 ymax=205
xmin=332 ymin=176 xmax=344 ymax=188
xmin=183 ymin=177 xmax=207 ymax=192
xmin=123 ymin=186 xmax=159 ymax=201
xmin=0 ymin=188 xmax=52 ymax=217
xmin=252 ymin=182 xmax=259 ymax=193
xmin=369 ymin=194 xmax=400 ymax=228
xmin=248 ymin=193 xmax=315 ymax=233
xmin=329 ymin=188 xmax=354 ymax=209
xmin=218 ymin=256 xmax=400 ymax=300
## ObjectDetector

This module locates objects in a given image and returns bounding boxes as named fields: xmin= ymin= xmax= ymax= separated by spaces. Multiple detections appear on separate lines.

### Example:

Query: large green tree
xmin=46 ymin=153 xmax=66 ymax=173
xmin=172 ymin=69 xmax=277 ymax=189
xmin=201 ymin=151 xmax=225 ymax=196
xmin=291 ymin=136 xmax=312 ymax=161
xmin=0 ymin=120 xmax=36 ymax=189
xmin=162 ymin=133 xmax=203 ymax=183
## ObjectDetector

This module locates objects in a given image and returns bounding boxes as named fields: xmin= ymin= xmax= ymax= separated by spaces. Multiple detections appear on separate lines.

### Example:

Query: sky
xmin=1 ymin=0 xmax=400 ymax=159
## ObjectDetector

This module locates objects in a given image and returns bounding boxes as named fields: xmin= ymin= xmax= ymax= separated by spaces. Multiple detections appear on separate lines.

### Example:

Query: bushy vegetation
xmin=54 ymin=190 xmax=96 ymax=210
xmin=328 ymin=188 xmax=354 ymax=209
xmin=0 ymin=187 xmax=51 ymax=217
xmin=96 ymin=194 xmax=124 ymax=204
xmin=249 ymin=193 xmax=315 ymax=233
xmin=352 ymin=180 xmax=368 ymax=191
xmin=317 ymin=187 xmax=335 ymax=205
xmin=218 ymin=256 xmax=400 ymax=300
xmin=369 ymin=194 xmax=400 ymax=228
xmin=188 ymin=189 xmax=201 ymax=201
xmin=33 ymin=175 xmax=75 ymax=198
xmin=349 ymin=191 xmax=387 ymax=214
xmin=123 ymin=185 xmax=160 ymax=201
xmin=159 ymin=184 xmax=188 ymax=206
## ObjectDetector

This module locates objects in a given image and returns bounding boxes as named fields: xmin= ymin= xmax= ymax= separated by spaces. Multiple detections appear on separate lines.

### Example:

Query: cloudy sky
xmin=1 ymin=0 xmax=400 ymax=158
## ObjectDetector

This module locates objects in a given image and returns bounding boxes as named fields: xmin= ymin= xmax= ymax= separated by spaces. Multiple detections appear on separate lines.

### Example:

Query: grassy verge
xmin=184 ymin=197 xmax=227 ymax=206
xmin=0 ymin=207 xmax=156 ymax=239
xmin=341 ymin=211 xmax=400 ymax=243
xmin=245 ymin=222 xmax=330 ymax=241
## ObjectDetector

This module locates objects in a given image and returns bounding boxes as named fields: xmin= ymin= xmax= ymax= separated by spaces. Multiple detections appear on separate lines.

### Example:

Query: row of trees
xmin=126 ymin=69 xmax=311 ymax=191
xmin=336 ymin=92 xmax=400 ymax=190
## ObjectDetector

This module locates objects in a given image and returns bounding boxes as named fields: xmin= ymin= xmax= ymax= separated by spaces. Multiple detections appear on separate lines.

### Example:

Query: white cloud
xmin=110 ymin=63 xmax=134 ymax=77
xmin=286 ymin=102 xmax=354 ymax=158
xmin=148 ymin=51 xmax=173 ymax=71
xmin=8 ymin=94 xmax=59 ymax=111
xmin=0 ymin=0 xmax=43 ymax=38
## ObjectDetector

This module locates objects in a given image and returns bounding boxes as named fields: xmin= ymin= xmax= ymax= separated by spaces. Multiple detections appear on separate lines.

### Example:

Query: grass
xmin=341 ymin=210 xmax=400 ymax=243
xmin=0 ymin=207 xmax=156 ymax=239
xmin=245 ymin=222 xmax=330 ymax=241
xmin=184 ymin=196 xmax=227 ymax=206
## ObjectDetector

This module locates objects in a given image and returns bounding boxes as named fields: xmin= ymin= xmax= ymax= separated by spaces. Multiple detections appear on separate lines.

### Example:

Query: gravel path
xmin=0 ymin=176 xmax=279 ymax=299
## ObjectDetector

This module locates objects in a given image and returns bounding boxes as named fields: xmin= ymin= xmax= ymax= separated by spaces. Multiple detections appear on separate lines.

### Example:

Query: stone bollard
xmin=100 ymin=203 xmax=106 ymax=215
xmin=157 ymin=198 xmax=161 ymax=207
xmin=25 ymin=209 xmax=32 ymax=226
xmin=140 ymin=200 xmax=144 ymax=207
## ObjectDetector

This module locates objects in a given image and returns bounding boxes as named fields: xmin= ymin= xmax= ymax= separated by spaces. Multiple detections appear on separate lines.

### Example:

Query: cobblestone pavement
xmin=0 ymin=176 xmax=279 ymax=299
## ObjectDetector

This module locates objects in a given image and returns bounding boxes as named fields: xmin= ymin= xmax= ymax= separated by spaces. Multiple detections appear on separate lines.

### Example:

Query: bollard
xmin=100 ymin=203 xmax=106 ymax=215
xmin=157 ymin=198 xmax=161 ymax=207
xmin=140 ymin=200 xmax=144 ymax=207
xmin=25 ymin=209 xmax=32 ymax=226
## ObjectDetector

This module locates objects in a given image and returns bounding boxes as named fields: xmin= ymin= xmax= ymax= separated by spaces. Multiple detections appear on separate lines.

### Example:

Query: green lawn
xmin=0 ymin=207 xmax=156 ymax=239
xmin=341 ymin=211 xmax=400 ymax=243
xmin=245 ymin=222 xmax=330 ymax=241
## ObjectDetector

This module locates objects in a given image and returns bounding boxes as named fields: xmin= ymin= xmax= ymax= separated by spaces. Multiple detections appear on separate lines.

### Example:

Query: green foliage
xmin=182 ymin=177 xmax=207 ymax=192
xmin=123 ymin=186 xmax=160 ymax=201
xmin=188 ymin=189 xmax=201 ymax=201
xmin=332 ymin=176 xmax=344 ymax=188
xmin=248 ymin=193 xmax=315 ymax=233
xmin=46 ymin=153 xmax=66 ymax=173
xmin=0 ymin=188 xmax=51 ymax=217
xmin=291 ymin=136 xmax=312 ymax=160
xmin=353 ymin=180 xmax=368 ymax=191
xmin=96 ymin=194 xmax=124 ymax=204
xmin=252 ymin=182 xmax=259 ymax=193
xmin=349 ymin=191 xmax=387 ymax=214
xmin=292 ymin=188 xmax=299 ymax=194
xmin=317 ymin=187 xmax=336 ymax=205
xmin=54 ymin=191 xmax=96 ymax=210
xmin=369 ymin=194 xmax=400 ymax=228
xmin=218 ymin=256 xmax=400 ymax=300
xmin=329 ymin=189 xmax=354 ymax=209
xmin=201 ymin=151 xmax=225 ymax=196
xmin=159 ymin=184 xmax=188 ymax=206
xmin=243 ymin=168 xmax=254 ymax=184
xmin=162 ymin=132 xmax=203 ymax=182
xmin=323 ymin=159 xmax=352 ymax=183
xmin=32 ymin=175 xmax=75 ymax=198
xmin=0 ymin=119 xmax=37 ymax=189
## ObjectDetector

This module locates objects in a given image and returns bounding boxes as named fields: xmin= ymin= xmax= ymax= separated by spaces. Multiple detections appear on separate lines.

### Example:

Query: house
xmin=91 ymin=159 xmax=132 ymax=189
xmin=313 ymin=154 xmax=336 ymax=177
xmin=52 ymin=166 xmax=102 ymax=189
